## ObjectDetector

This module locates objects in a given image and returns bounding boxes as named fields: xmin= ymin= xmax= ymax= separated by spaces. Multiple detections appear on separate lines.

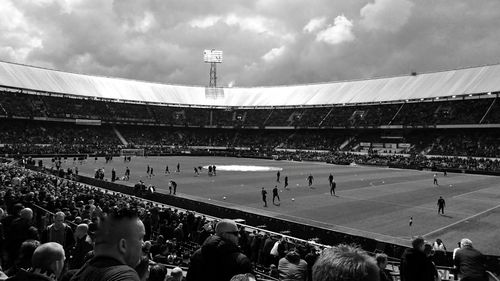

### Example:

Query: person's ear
xmin=53 ymin=258 xmax=64 ymax=278
xmin=119 ymin=238 xmax=128 ymax=254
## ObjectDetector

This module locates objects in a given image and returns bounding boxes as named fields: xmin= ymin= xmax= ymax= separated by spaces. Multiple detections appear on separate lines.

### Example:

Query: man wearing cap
xmin=187 ymin=219 xmax=252 ymax=281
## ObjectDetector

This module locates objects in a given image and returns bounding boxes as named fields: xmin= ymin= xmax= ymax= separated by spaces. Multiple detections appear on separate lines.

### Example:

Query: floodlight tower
xmin=204 ymin=49 xmax=223 ymax=87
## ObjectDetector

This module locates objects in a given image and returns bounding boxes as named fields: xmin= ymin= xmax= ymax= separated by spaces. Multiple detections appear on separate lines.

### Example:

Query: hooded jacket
xmin=278 ymin=251 xmax=308 ymax=281
xmin=186 ymin=235 xmax=252 ymax=281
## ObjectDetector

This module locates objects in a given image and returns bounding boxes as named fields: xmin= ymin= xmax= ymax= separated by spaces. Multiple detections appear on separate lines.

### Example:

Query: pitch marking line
xmin=453 ymin=188 xmax=500 ymax=200
xmin=335 ymin=194 xmax=470 ymax=216
xmin=453 ymin=196 xmax=500 ymax=204
xmin=423 ymin=202 xmax=500 ymax=237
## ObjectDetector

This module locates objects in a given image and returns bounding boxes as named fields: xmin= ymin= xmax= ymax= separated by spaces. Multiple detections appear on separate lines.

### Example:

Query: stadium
xmin=1 ymin=57 xmax=500 ymax=280
xmin=3 ymin=4 xmax=500 ymax=281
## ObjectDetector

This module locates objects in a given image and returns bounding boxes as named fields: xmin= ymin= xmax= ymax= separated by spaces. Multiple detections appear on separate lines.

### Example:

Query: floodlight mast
xmin=204 ymin=49 xmax=223 ymax=88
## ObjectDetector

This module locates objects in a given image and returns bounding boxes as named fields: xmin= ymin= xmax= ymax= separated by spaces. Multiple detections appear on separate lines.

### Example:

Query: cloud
xmin=315 ymin=15 xmax=355 ymax=45
xmin=129 ymin=11 xmax=156 ymax=33
xmin=262 ymin=46 xmax=285 ymax=62
xmin=360 ymin=0 xmax=414 ymax=32
xmin=224 ymin=14 xmax=275 ymax=36
xmin=53 ymin=0 xmax=85 ymax=14
xmin=189 ymin=16 xmax=221 ymax=29
xmin=1 ymin=0 xmax=500 ymax=89
xmin=303 ymin=17 xmax=326 ymax=33
xmin=0 ymin=1 xmax=43 ymax=62
xmin=189 ymin=13 xmax=294 ymax=42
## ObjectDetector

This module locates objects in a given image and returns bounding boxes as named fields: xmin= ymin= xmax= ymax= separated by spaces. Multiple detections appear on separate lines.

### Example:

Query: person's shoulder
xmin=104 ymin=266 xmax=140 ymax=281
xmin=401 ymin=248 xmax=417 ymax=259
xmin=79 ymin=260 xmax=140 ymax=281
xmin=298 ymin=258 xmax=308 ymax=267
xmin=233 ymin=252 xmax=252 ymax=271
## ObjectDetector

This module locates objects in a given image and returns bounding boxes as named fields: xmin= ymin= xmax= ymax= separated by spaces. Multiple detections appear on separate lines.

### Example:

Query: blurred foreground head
xmin=312 ymin=244 xmax=380 ymax=281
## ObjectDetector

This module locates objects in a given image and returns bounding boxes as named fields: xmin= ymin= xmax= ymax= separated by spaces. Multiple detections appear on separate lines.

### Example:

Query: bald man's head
xmin=75 ymin=223 xmax=89 ymax=239
xmin=32 ymin=242 xmax=65 ymax=279
xmin=20 ymin=208 xmax=33 ymax=221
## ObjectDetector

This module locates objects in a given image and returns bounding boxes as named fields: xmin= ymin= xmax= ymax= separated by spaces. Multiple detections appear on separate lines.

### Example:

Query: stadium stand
xmin=1 ymin=61 xmax=500 ymax=280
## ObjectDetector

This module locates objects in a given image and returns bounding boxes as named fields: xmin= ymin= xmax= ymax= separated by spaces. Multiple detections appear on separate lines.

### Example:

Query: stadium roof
xmin=0 ymin=60 xmax=499 ymax=107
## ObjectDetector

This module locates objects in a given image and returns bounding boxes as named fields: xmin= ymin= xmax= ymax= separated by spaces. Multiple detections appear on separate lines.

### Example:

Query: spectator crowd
xmin=0 ymin=157 xmax=495 ymax=281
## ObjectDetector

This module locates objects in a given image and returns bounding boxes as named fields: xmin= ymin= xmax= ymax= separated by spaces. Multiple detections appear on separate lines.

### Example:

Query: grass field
xmin=53 ymin=156 xmax=500 ymax=255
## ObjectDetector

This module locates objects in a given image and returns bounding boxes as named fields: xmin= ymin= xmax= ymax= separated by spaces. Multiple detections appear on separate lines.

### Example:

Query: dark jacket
xmin=278 ymin=251 xmax=308 ymax=281
xmin=400 ymin=248 xmax=434 ymax=281
xmin=7 ymin=218 xmax=32 ymax=261
xmin=42 ymin=223 xmax=75 ymax=253
xmin=379 ymin=269 xmax=393 ymax=281
xmin=68 ymin=235 xmax=94 ymax=270
xmin=186 ymin=235 xmax=252 ymax=281
xmin=6 ymin=269 xmax=55 ymax=281
xmin=454 ymin=247 xmax=487 ymax=281
xmin=70 ymin=256 xmax=139 ymax=281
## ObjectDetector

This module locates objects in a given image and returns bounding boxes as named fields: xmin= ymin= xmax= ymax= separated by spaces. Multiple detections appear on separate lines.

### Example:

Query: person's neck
xmin=30 ymin=268 xmax=57 ymax=280
xmin=94 ymin=250 xmax=128 ymax=265
xmin=54 ymin=223 xmax=64 ymax=230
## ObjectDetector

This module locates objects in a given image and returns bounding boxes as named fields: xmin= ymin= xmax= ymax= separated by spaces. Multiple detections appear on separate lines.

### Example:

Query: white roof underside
xmin=0 ymin=61 xmax=499 ymax=107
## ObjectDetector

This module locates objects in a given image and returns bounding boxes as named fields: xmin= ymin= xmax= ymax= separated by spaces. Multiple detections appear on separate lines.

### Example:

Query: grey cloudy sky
xmin=1 ymin=0 xmax=499 ymax=87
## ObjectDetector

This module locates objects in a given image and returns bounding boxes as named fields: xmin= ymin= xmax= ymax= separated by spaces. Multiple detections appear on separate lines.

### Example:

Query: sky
xmin=1 ymin=0 xmax=499 ymax=87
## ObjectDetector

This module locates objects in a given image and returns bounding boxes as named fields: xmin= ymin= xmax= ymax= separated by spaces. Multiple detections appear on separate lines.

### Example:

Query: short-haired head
xmin=143 ymin=240 xmax=152 ymax=255
xmin=215 ymin=219 xmax=239 ymax=244
xmin=13 ymin=203 xmax=24 ymax=215
xmin=54 ymin=211 xmax=65 ymax=228
xmin=215 ymin=219 xmax=238 ymax=235
xmin=171 ymin=267 xmax=183 ymax=278
xmin=94 ymin=208 xmax=145 ymax=268
xmin=411 ymin=237 xmax=426 ymax=251
xmin=54 ymin=211 xmax=65 ymax=220
xmin=31 ymin=242 xmax=65 ymax=279
xmin=460 ymin=238 xmax=473 ymax=248
xmin=312 ymin=244 xmax=380 ymax=281
xmin=424 ymin=244 xmax=434 ymax=256
xmin=75 ymin=223 xmax=89 ymax=239
xmin=375 ymin=253 xmax=388 ymax=268
xmin=148 ymin=264 xmax=168 ymax=281
xmin=230 ymin=273 xmax=256 ymax=281
xmin=19 ymin=239 xmax=41 ymax=268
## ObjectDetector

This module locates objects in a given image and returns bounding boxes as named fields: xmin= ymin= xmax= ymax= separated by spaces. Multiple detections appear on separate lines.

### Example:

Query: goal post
xmin=120 ymin=148 xmax=145 ymax=157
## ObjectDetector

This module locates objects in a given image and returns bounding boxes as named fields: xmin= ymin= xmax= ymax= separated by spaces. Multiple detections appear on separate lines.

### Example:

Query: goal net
xmin=120 ymin=148 xmax=145 ymax=157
